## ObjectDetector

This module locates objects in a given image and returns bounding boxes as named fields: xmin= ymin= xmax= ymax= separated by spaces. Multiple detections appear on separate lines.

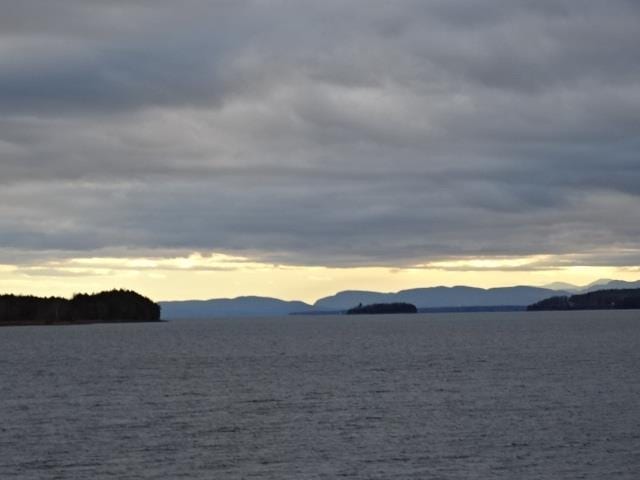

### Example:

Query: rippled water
xmin=2 ymin=311 xmax=640 ymax=479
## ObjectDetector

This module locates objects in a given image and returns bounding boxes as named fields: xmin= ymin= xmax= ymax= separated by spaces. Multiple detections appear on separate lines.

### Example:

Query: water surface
xmin=2 ymin=311 xmax=640 ymax=478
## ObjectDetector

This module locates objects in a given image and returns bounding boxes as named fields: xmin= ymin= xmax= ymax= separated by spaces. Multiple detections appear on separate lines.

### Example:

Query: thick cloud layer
xmin=1 ymin=1 xmax=639 ymax=268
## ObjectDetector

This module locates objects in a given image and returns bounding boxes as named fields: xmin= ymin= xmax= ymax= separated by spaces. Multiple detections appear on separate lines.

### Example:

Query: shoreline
xmin=0 ymin=319 xmax=165 ymax=327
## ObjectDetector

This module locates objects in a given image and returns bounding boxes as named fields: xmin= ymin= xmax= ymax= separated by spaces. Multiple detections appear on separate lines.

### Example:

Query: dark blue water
xmin=2 ymin=311 xmax=640 ymax=479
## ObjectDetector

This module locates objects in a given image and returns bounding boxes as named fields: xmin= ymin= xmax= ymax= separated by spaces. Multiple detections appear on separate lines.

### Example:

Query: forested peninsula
xmin=346 ymin=302 xmax=418 ymax=315
xmin=0 ymin=289 xmax=161 ymax=326
xmin=527 ymin=288 xmax=640 ymax=311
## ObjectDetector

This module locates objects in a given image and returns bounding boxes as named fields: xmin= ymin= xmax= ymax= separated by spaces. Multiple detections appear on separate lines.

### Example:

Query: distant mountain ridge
xmin=159 ymin=279 xmax=640 ymax=319
xmin=543 ymin=282 xmax=581 ymax=291
xmin=159 ymin=296 xmax=314 ymax=319
xmin=312 ymin=286 xmax=567 ymax=311
xmin=582 ymin=279 xmax=640 ymax=292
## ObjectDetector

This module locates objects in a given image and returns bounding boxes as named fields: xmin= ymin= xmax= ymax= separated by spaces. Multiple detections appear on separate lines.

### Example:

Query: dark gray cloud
xmin=1 ymin=1 xmax=639 ymax=268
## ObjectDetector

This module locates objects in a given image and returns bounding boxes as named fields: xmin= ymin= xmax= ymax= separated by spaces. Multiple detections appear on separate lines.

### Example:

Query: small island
xmin=0 ymin=289 xmax=161 ymax=326
xmin=346 ymin=302 xmax=418 ymax=315
xmin=527 ymin=288 xmax=640 ymax=311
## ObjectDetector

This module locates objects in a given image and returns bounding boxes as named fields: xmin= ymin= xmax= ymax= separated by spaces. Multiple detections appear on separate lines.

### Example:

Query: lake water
xmin=1 ymin=311 xmax=640 ymax=479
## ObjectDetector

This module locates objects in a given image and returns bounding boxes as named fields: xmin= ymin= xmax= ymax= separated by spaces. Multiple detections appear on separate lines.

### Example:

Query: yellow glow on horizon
xmin=1 ymin=251 xmax=639 ymax=303
xmin=420 ymin=255 xmax=552 ymax=270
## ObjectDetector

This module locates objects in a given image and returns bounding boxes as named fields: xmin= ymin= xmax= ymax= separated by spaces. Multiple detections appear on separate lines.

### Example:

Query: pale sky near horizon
xmin=1 ymin=1 xmax=639 ymax=302
xmin=2 ymin=252 xmax=638 ymax=303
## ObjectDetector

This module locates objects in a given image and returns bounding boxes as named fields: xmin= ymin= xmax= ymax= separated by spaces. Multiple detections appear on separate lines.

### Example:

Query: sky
xmin=1 ymin=1 xmax=639 ymax=302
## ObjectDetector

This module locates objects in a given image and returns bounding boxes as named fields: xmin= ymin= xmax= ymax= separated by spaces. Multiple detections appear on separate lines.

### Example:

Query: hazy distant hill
xmin=313 ymin=286 xmax=567 ymax=311
xmin=160 ymin=296 xmax=314 ymax=319
xmin=543 ymin=282 xmax=581 ymax=292
xmin=582 ymin=279 xmax=640 ymax=293
xmin=544 ymin=279 xmax=640 ymax=294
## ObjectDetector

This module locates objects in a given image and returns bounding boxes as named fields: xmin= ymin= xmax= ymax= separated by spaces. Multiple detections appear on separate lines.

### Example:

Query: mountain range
xmin=543 ymin=279 xmax=640 ymax=293
xmin=159 ymin=279 xmax=640 ymax=319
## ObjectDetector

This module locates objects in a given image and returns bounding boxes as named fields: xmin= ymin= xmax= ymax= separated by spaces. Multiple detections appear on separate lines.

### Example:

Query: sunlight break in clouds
xmin=1 ymin=252 xmax=638 ymax=303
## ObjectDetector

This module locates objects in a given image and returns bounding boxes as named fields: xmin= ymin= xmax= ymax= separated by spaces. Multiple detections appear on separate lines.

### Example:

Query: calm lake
xmin=2 ymin=311 xmax=640 ymax=479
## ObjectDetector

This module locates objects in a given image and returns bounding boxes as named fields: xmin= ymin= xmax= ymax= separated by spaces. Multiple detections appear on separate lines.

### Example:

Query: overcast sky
xmin=1 ymin=1 xmax=639 ymax=299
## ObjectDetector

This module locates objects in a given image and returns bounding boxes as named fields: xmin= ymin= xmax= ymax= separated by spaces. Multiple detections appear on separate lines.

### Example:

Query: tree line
xmin=528 ymin=288 xmax=640 ymax=311
xmin=346 ymin=302 xmax=418 ymax=315
xmin=0 ymin=289 xmax=161 ymax=324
